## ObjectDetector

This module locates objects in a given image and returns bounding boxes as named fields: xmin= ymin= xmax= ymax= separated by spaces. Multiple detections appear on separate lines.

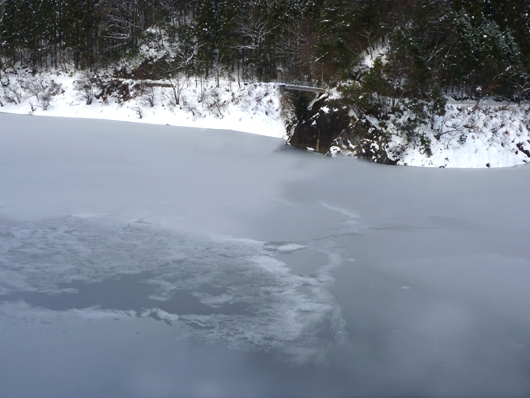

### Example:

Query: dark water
xmin=1 ymin=114 xmax=530 ymax=397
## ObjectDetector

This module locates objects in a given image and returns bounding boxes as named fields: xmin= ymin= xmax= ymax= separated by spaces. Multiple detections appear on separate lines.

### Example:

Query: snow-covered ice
xmin=2 ymin=113 xmax=530 ymax=397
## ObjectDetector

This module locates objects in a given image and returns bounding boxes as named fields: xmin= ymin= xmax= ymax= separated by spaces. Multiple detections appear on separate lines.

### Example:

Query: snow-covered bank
xmin=3 ymin=70 xmax=530 ymax=168
xmin=291 ymin=90 xmax=530 ymax=168
xmin=389 ymin=101 xmax=530 ymax=168
xmin=0 ymin=70 xmax=285 ymax=138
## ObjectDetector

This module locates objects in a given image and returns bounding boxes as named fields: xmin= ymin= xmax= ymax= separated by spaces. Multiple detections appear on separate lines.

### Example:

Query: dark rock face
xmin=287 ymin=95 xmax=397 ymax=164
xmin=288 ymin=96 xmax=349 ymax=153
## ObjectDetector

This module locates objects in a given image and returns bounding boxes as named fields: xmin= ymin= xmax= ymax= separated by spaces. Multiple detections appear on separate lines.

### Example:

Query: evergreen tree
xmin=64 ymin=0 xmax=99 ymax=68
xmin=1 ymin=0 xmax=21 ymax=63
xmin=316 ymin=0 xmax=361 ymax=80
xmin=218 ymin=0 xmax=241 ymax=67
xmin=195 ymin=0 xmax=220 ymax=75
xmin=0 ymin=0 xmax=529 ymax=101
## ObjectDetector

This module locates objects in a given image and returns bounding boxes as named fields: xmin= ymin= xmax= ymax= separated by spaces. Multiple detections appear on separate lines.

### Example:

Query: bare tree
xmin=74 ymin=72 xmax=96 ymax=105
xmin=232 ymin=2 xmax=276 ymax=80
xmin=164 ymin=47 xmax=197 ymax=106
xmin=100 ymin=0 xmax=157 ymax=50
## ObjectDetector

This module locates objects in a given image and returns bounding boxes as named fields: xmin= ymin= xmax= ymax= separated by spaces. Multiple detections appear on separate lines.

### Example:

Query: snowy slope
xmin=0 ymin=70 xmax=285 ymax=138
xmin=389 ymin=101 xmax=530 ymax=168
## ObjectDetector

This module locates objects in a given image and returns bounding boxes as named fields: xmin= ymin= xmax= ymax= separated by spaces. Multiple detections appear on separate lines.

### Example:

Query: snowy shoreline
xmin=0 ymin=70 xmax=286 ymax=138
xmin=2 ymin=70 xmax=530 ymax=169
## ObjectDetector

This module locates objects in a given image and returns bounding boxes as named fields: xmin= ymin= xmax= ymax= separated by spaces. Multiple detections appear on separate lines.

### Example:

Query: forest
xmin=1 ymin=0 xmax=530 ymax=101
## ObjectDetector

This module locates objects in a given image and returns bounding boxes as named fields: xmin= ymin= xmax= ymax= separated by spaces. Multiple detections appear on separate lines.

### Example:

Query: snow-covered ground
xmin=388 ymin=100 xmax=530 ymax=168
xmin=0 ymin=70 xmax=285 ymax=138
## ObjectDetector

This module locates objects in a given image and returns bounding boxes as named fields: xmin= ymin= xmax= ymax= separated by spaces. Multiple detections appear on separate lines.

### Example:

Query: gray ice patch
xmin=0 ymin=215 xmax=346 ymax=363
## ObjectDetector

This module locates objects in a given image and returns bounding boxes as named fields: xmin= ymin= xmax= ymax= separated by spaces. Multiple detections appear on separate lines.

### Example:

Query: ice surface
xmin=2 ymin=113 xmax=530 ymax=397
xmin=0 ymin=215 xmax=343 ymax=361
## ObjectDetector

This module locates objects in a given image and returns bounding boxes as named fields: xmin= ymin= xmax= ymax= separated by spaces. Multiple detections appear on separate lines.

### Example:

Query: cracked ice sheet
xmin=0 ymin=214 xmax=346 ymax=364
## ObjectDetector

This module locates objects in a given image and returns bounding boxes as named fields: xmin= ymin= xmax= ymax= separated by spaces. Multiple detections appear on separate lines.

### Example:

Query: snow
xmin=390 ymin=101 xmax=530 ymax=168
xmin=269 ymin=243 xmax=305 ymax=253
xmin=0 ymin=70 xmax=285 ymax=138
xmin=362 ymin=43 xmax=389 ymax=68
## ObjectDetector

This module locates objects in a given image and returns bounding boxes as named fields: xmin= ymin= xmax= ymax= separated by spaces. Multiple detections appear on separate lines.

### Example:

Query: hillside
xmin=0 ymin=69 xmax=285 ymax=137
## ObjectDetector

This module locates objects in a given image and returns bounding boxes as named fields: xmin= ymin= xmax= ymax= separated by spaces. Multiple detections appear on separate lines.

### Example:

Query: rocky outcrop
xmin=287 ymin=94 xmax=397 ymax=164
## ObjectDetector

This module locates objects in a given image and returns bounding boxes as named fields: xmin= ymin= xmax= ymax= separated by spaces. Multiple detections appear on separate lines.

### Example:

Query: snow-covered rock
xmin=288 ymin=93 xmax=530 ymax=168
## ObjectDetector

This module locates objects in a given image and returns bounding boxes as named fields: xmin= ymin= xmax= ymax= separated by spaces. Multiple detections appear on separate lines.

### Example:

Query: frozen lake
xmin=1 ymin=113 xmax=530 ymax=397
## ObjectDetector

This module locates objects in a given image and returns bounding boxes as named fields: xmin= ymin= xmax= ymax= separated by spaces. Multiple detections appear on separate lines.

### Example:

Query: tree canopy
xmin=1 ymin=0 xmax=529 ymax=99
